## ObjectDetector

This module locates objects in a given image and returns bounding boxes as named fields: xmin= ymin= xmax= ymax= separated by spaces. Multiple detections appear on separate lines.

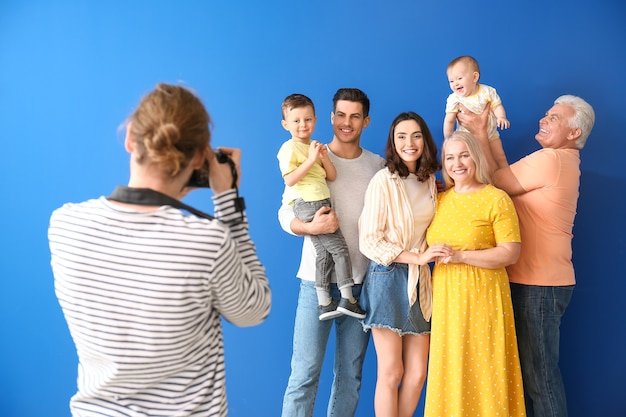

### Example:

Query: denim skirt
xmin=361 ymin=261 xmax=430 ymax=336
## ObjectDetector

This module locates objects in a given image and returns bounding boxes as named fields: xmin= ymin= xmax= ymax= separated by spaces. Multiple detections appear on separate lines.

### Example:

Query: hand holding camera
xmin=187 ymin=147 xmax=242 ymax=193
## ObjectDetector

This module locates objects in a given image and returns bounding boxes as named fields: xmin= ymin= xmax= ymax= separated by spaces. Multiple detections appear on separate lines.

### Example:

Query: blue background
xmin=1 ymin=1 xmax=624 ymax=416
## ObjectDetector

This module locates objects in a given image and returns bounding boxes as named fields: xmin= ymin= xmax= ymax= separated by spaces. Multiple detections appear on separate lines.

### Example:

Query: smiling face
xmin=281 ymin=105 xmax=316 ymax=143
xmin=535 ymin=103 xmax=580 ymax=149
xmin=393 ymin=119 xmax=424 ymax=173
xmin=443 ymin=139 xmax=478 ymax=188
xmin=331 ymin=100 xmax=370 ymax=145
xmin=447 ymin=61 xmax=480 ymax=98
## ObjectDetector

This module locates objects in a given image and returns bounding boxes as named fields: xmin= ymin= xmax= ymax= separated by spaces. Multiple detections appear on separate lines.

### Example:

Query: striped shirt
xmin=359 ymin=169 xmax=437 ymax=319
xmin=49 ymin=189 xmax=271 ymax=417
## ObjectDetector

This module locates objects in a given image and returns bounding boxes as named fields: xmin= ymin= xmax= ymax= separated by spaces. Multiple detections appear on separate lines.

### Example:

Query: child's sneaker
xmin=318 ymin=299 xmax=342 ymax=321
xmin=337 ymin=298 xmax=366 ymax=319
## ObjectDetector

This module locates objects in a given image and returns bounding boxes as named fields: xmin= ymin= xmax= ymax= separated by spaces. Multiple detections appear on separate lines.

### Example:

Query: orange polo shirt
xmin=506 ymin=148 xmax=580 ymax=286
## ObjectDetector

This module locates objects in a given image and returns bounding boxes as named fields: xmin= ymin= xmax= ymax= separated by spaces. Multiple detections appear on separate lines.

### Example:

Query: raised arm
xmin=443 ymin=112 xmax=457 ymax=139
xmin=283 ymin=141 xmax=322 ymax=187
xmin=319 ymin=144 xmax=337 ymax=181
xmin=457 ymin=103 xmax=525 ymax=196
xmin=457 ymin=103 xmax=499 ymax=170
xmin=493 ymin=104 xmax=510 ymax=130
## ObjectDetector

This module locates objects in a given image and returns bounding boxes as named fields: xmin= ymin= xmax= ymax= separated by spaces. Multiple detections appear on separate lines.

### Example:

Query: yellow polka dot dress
xmin=425 ymin=185 xmax=526 ymax=417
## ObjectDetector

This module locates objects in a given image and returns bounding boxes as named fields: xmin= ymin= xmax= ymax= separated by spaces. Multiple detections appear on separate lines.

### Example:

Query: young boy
xmin=277 ymin=93 xmax=365 ymax=321
xmin=444 ymin=55 xmax=510 ymax=169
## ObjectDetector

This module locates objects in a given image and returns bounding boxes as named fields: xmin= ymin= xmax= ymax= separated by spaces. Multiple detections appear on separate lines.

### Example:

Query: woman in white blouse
xmin=359 ymin=112 xmax=452 ymax=417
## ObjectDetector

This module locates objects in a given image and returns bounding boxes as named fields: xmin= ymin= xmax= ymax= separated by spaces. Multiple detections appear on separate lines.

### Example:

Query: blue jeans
xmin=510 ymin=283 xmax=574 ymax=417
xmin=293 ymin=198 xmax=353 ymax=291
xmin=361 ymin=262 xmax=430 ymax=335
xmin=281 ymin=280 xmax=370 ymax=417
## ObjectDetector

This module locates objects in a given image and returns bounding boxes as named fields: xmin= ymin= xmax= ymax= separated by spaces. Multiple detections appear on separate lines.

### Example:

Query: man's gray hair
xmin=554 ymin=95 xmax=595 ymax=149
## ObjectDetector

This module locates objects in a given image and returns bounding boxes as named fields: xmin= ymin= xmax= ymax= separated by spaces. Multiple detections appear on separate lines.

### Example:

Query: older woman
xmin=424 ymin=131 xmax=525 ymax=417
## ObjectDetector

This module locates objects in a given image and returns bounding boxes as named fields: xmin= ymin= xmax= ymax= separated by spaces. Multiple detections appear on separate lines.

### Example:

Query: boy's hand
xmin=308 ymin=140 xmax=322 ymax=162
xmin=318 ymin=143 xmax=329 ymax=159
xmin=497 ymin=117 xmax=510 ymax=130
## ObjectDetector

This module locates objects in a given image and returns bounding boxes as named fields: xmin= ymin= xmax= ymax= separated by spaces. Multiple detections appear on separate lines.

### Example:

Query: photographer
xmin=48 ymin=83 xmax=271 ymax=417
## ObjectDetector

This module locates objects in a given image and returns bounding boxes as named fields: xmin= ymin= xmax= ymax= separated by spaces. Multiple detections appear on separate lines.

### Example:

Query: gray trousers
xmin=292 ymin=198 xmax=353 ymax=291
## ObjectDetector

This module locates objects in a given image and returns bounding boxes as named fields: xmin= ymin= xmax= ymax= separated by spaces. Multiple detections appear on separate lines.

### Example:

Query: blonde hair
xmin=128 ymin=83 xmax=211 ymax=177
xmin=441 ymin=131 xmax=492 ymax=189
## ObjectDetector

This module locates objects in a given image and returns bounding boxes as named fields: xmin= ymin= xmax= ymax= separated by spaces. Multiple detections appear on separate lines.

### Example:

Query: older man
xmin=459 ymin=95 xmax=595 ymax=417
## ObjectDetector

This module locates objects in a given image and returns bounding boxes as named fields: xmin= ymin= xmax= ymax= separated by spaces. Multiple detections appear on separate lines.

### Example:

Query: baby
xmin=444 ymin=55 xmax=509 ymax=169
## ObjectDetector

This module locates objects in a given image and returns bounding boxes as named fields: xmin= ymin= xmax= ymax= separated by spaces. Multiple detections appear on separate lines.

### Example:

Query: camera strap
xmin=108 ymin=185 xmax=215 ymax=220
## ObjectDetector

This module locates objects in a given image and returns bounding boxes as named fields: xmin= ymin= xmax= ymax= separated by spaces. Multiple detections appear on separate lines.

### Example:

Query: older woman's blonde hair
xmin=441 ymin=131 xmax=492 ymax=189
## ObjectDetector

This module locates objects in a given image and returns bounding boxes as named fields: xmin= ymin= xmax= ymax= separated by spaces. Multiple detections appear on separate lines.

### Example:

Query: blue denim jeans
xmin=293 ymin=198 xmax=353 ymax=291
xmin=361 ymin=262 xmax=430 ymax=335
xmin=281 ymin=280 xmax=370 ymax=417
xmin=510 ymin=283 xmax=574 ymax=417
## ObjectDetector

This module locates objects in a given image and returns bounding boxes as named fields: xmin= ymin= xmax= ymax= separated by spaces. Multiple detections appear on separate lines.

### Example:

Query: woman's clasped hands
xmin=419 ymin=244 xmax=455 ymax=265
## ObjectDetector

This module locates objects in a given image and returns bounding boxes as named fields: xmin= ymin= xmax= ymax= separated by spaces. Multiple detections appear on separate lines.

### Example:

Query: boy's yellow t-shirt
xmin=277 ymin=139 xmax=330 ymax=205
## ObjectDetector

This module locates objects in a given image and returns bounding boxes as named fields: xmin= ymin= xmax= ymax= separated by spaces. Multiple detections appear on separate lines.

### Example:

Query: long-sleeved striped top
xmin=49 ymin=189 xmax=271 ymax=417
xmin=359 ymin=169 xmax=437 ymax=320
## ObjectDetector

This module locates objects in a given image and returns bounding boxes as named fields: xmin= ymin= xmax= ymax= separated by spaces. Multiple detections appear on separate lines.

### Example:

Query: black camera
xmin=187 ymin=149 xmax=232 ymax=188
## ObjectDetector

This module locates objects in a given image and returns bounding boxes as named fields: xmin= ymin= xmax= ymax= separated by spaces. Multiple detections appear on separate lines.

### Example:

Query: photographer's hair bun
xmin=129 ymin=83 xmax=211 ymax=176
